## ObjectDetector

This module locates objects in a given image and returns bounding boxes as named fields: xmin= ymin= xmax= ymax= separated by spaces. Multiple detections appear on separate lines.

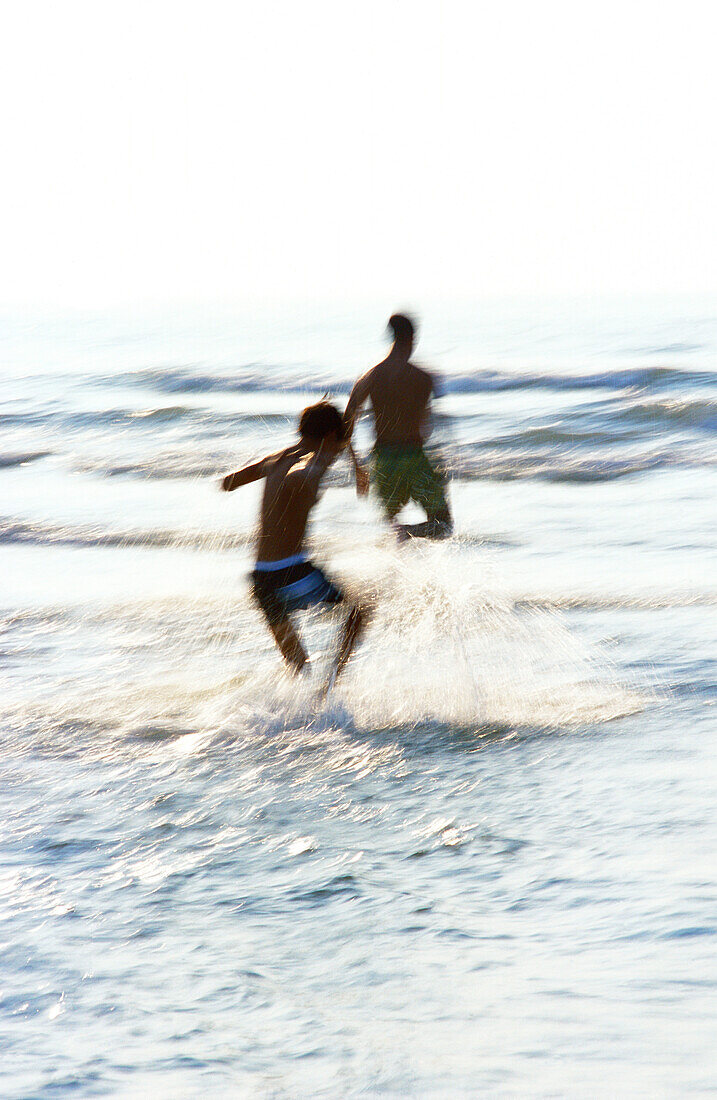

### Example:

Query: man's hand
xmin=355 ymin=463 xmax=370 ymax=498
xmin=345 ymin=442 xmax=369 ymax=497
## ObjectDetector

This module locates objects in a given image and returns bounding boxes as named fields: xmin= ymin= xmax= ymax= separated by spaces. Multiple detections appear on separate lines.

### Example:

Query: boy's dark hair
xmin=388 ymin=313 xmax=415 ymax=344
xmin=298 ymin=400 xmax=345 ymax=442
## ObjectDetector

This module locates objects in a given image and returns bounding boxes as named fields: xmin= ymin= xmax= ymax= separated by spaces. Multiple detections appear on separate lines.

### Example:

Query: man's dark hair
xmin=298 ymin=400 xmax=345 ymax=442
xmin=388 ymin=313 xmax=415 ymax=344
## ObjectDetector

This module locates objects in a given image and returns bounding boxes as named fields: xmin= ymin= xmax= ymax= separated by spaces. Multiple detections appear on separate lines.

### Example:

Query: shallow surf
xmin=1 ymin=299 xmax=715 ymax=1095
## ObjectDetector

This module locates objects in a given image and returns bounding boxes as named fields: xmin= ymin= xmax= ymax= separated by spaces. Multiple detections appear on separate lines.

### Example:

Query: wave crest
xmin=107 ymin=363 xmax=717 ymax=398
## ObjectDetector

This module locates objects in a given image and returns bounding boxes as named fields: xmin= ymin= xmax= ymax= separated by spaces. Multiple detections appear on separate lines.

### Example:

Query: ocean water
xmin=1 ymin=297 xmax=716 ymax=1097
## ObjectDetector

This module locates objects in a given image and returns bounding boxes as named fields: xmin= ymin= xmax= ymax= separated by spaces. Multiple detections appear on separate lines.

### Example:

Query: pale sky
xmin=1 ymin=0 xmax=716 ymax=305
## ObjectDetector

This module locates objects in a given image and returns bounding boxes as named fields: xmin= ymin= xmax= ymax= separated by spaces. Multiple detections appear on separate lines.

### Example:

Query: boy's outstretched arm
xmin=221 ymin=459 xmax=267 ymax=492
xmin=220 ymin=442 xmax=307 ymax=492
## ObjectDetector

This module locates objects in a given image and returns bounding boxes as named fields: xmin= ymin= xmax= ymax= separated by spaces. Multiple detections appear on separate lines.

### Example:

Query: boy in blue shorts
xmin=221 ymin=401 xmax=368 ymax=690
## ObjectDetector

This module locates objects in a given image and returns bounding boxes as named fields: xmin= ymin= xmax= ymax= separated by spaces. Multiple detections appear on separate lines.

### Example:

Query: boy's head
xmin=298 ymin=401 xmax=346 ymax=453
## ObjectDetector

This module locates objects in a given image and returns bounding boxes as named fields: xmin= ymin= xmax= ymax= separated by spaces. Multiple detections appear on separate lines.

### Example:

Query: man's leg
xmin=398 ymin=506 xmax=453 ymax=540
xmin=401 ymin=453 xmax=453 ymax=540
xmin=372 ymin=449 xmax=409 ymax=536
xmin=268 ymin=615 xmax=309 ymax=672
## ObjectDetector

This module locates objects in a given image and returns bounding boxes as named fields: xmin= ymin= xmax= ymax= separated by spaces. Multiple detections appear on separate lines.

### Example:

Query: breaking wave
xmin=106 ymin=363 xmax=717 ymax=398
xmin=0 ymin=450 xmax=52 ymax=469
xmin=0 ymin=516 xmax=249 ymax=552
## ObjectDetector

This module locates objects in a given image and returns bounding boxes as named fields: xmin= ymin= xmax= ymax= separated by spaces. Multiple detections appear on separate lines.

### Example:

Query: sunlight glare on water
xmin=0 ymin=299 xmax=715 ymax=1096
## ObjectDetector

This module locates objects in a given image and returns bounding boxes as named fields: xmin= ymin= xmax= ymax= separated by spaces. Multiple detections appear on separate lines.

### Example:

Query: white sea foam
xmin=1 ymin=542 xmax=645 ymax=764
xmin=317 ymin=545 xmax=643 ymax=731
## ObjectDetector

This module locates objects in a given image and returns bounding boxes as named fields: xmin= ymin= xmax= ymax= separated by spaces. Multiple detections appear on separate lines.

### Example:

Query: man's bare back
xmin=344 ymin=313 xmax=453 ymax=540
xmin=345 ymin=346 xmax=435 ymax=447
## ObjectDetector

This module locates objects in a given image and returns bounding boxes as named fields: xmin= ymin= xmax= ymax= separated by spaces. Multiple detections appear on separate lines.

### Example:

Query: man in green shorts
xmin=344 ymin=313 xmax=453 ymax=540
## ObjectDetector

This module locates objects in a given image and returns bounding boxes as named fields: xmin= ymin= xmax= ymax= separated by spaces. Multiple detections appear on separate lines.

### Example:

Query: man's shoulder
xmin=360 ymin=356 xmax=435 ymax=395
xmin=402 ymin=360 xmax=435 ymax=393
xmin=356 ymin=360 xmax=383 ymax=386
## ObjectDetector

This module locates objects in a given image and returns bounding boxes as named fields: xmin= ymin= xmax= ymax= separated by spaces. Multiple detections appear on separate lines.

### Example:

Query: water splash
xmin=0 ymin=543 xmax=644 ymax=763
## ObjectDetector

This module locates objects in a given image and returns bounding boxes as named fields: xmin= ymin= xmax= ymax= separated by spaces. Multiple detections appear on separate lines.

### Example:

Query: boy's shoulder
xmin=279 ymin=456 xmax=320 ymax=493
xmin=264 ymin=444 xmax=304 ymax=477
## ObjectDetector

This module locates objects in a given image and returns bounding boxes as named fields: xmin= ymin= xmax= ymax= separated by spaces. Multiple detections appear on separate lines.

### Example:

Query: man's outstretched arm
xmin=343 ymin=372 xmax=372 ymax=440
xmin=346 ymin=441 xmax=369 ymax=497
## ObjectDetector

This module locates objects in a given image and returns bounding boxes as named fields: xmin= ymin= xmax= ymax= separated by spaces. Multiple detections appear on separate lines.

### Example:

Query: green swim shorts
xmin=371 ymin=445 xmax=448 ymax=519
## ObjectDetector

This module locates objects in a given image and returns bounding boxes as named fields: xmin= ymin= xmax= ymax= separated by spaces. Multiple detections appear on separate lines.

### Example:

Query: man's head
xmin=298 ymin=400 xmax=346 ymax=456
xmin=388 ymin=312 xmax=416 ymax=353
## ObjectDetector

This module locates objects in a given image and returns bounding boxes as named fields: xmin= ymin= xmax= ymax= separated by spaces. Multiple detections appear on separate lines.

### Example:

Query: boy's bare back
xmin=220 ymin=400 xmax=369 ymax=685
xmin=256 ymin=453 xmax=322 ymax=562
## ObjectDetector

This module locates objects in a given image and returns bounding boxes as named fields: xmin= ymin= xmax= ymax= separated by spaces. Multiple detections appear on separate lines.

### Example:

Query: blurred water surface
xmin=1 ymin=297 xmax=716 ymax=1096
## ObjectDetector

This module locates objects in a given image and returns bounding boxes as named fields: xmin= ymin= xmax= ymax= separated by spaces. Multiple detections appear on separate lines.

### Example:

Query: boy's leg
xmin=267 ymin=615 xmax=308 ymax=672
xmin=252 ymin=571 xmax=308 ymax=673
xmin=322 ymin=603 xmax=369 ymax=696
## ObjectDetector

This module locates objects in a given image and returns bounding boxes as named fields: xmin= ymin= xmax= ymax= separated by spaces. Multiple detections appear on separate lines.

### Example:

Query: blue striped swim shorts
xmin=250 ymin=555 xmax=343 ymax=624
